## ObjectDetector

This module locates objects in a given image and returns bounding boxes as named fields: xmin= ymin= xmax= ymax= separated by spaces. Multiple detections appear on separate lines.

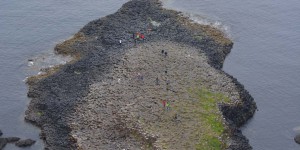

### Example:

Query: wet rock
xmin=15 ymin=139 xmax=36 ymax=147
xmin=294 ymin=134 xmax=300 ymax=144
xmin=6 ymin=137 xmax=20 ymax=143
xmin=0 ymin=138 xmax=7 ymax=150
xmin=0 ymin=130 xmax=2 ymax=136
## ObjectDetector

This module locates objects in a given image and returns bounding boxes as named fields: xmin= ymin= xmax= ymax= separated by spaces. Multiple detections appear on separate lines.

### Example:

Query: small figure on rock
xmin=166 ymin=101 xmax=170 ymax=111
xmin=133 ymin=32 xmax=140 ymax=46
xmin=173 ymin=113 xmax=180 ymax=122
xmin=164 ymin=51 xmax=168 ymax=58
xmin=136 ymin=32 xmax=140 ymax=40
xmin=137 ymin=73 xmax=143 ymax=81
xmin=141 ymin=33 xmax=145 ymax=41
xmin=162 ymin=100 xmax=167 ymax=108
xmin=166 ymin=80 xmax=170 ymax=85
xmin=156 ymin=77 xmax=159 ymax=85
xmin=119 ymin=40 xmax=122 ymax=45
xmin=161 ymin=50 xmax=164 ymax=54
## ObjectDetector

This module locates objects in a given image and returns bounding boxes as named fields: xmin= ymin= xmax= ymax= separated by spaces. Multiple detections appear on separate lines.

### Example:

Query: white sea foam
xmin=27 ymin=52 xmax=72 ymax=77
xmin=28 ymin=61 xmax=34 ymax=67
xmin=23 ymin=77 xmax=29 ymax=82
xmin=293 ymin=126 xmax=300 ymax=132
xmin=182 ymin=12 xmax=232 ymax=38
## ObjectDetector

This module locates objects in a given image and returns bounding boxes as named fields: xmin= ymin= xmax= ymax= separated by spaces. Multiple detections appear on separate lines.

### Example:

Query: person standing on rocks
xmin=162 ymin=100 xmax=167 ymax=108
xmin=133 ymin=32 xmax=137 ymax=46
xmin=136 ymin=32 xmax=140 ymax=40
xmin=141 ymin=33 xmax=145 ymax=41
xmin=166 ymin=101 xmax=170 ymax=111
xmin=156 ymin=77 xmax=159 ymax=85
xmin=137 ymin=72 xmax=144 ymax=81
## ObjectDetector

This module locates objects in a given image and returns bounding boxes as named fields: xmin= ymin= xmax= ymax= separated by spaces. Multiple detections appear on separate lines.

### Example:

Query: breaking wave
xmin=182 ymin=12 xmax=232 ymax=39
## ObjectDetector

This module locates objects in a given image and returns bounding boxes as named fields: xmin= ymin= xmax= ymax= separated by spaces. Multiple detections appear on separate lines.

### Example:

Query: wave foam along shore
xmin=25 ymin=0 xmax=256 ymax=149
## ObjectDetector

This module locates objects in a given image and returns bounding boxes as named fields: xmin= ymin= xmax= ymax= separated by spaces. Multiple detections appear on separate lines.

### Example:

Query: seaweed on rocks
xmin=25 ymin=0 xmax=256 ymax=149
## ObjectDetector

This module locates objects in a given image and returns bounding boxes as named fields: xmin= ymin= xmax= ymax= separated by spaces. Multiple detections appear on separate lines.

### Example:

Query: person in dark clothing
xmin=166 ymin=80 xmax=170 ymax=85
xmin=166 ymin=102 xmax=170 ymax=110
xmin=156 ymin=77 xmax=159 ymax=85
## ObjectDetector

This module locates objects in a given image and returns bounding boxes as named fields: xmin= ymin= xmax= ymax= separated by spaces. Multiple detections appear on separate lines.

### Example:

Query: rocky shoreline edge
xmin=0 ymin=130 xmax=36 ymax=150
xmin=24 ymin=0 xmax=256 ymax=149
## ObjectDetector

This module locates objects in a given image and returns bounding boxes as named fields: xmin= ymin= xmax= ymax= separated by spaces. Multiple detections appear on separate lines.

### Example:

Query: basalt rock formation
xmin=25 ymin=0 xmax=256 ymax=149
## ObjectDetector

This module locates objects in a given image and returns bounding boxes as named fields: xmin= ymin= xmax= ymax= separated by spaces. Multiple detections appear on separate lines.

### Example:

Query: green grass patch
xmin=194 ymin=35 xmax=203 ymax=41
xmin=132 ymin=86 xmax=231 ymax=149
xmin=55 ymin=32 xmax=85 ymax=55
xmin=196 ymin=136 xmax=222 ymax=150
xmin=188 ymin=87 xmax=230 ymax=150
xmin=37 ymin=112 xmax=43 ymax=116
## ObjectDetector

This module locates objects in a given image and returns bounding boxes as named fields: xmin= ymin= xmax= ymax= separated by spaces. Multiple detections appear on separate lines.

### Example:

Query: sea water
xmin=0 ymin=0 xmax=127 ymax=149
xmin=163 ymin=0 xmax=300 ymax=150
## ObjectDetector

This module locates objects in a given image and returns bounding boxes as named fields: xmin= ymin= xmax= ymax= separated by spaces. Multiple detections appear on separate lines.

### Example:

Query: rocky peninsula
xmin=25 ymin=0 xmax=256 ymax=149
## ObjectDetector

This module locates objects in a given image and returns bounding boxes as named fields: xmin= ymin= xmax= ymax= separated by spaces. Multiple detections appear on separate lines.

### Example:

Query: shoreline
xmin=25 ymin=0 xmax=256 ymax=149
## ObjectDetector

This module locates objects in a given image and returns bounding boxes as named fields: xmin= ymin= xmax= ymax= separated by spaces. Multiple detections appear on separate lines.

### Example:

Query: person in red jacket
xmin=162 ymin=100 xmax=167 ymax=108
xmin=141 ymin=33 xmax=145 ymax=41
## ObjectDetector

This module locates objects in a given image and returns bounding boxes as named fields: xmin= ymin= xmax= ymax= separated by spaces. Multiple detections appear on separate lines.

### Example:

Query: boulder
xmin=15 ymin=139 xmax=36 ymax=147
xmin=295 ymin=134 xmax=300 ymax=144
xmin=0 ymin=138 xmax=7 ymax=150
xmin=6 ymin=137 xmax=20 ymax=143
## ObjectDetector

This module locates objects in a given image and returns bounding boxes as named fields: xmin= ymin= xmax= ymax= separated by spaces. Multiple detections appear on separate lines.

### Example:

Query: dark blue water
xmin=163 ymin=0 xmax=300 ymax=150
xmin=0 ymin=0 xmax=127 ymax=149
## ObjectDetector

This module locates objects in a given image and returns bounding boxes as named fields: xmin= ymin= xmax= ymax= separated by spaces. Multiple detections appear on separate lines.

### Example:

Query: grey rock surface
xmin=15 ymin=139 xmax=36 ymax=147
xmin=24 ymin=0 xmax=256 ymax=149
xmin=6 ymin=137 xmax=20 ymax=143
xmin=0 ymin=138 xmax=7 ymax=150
